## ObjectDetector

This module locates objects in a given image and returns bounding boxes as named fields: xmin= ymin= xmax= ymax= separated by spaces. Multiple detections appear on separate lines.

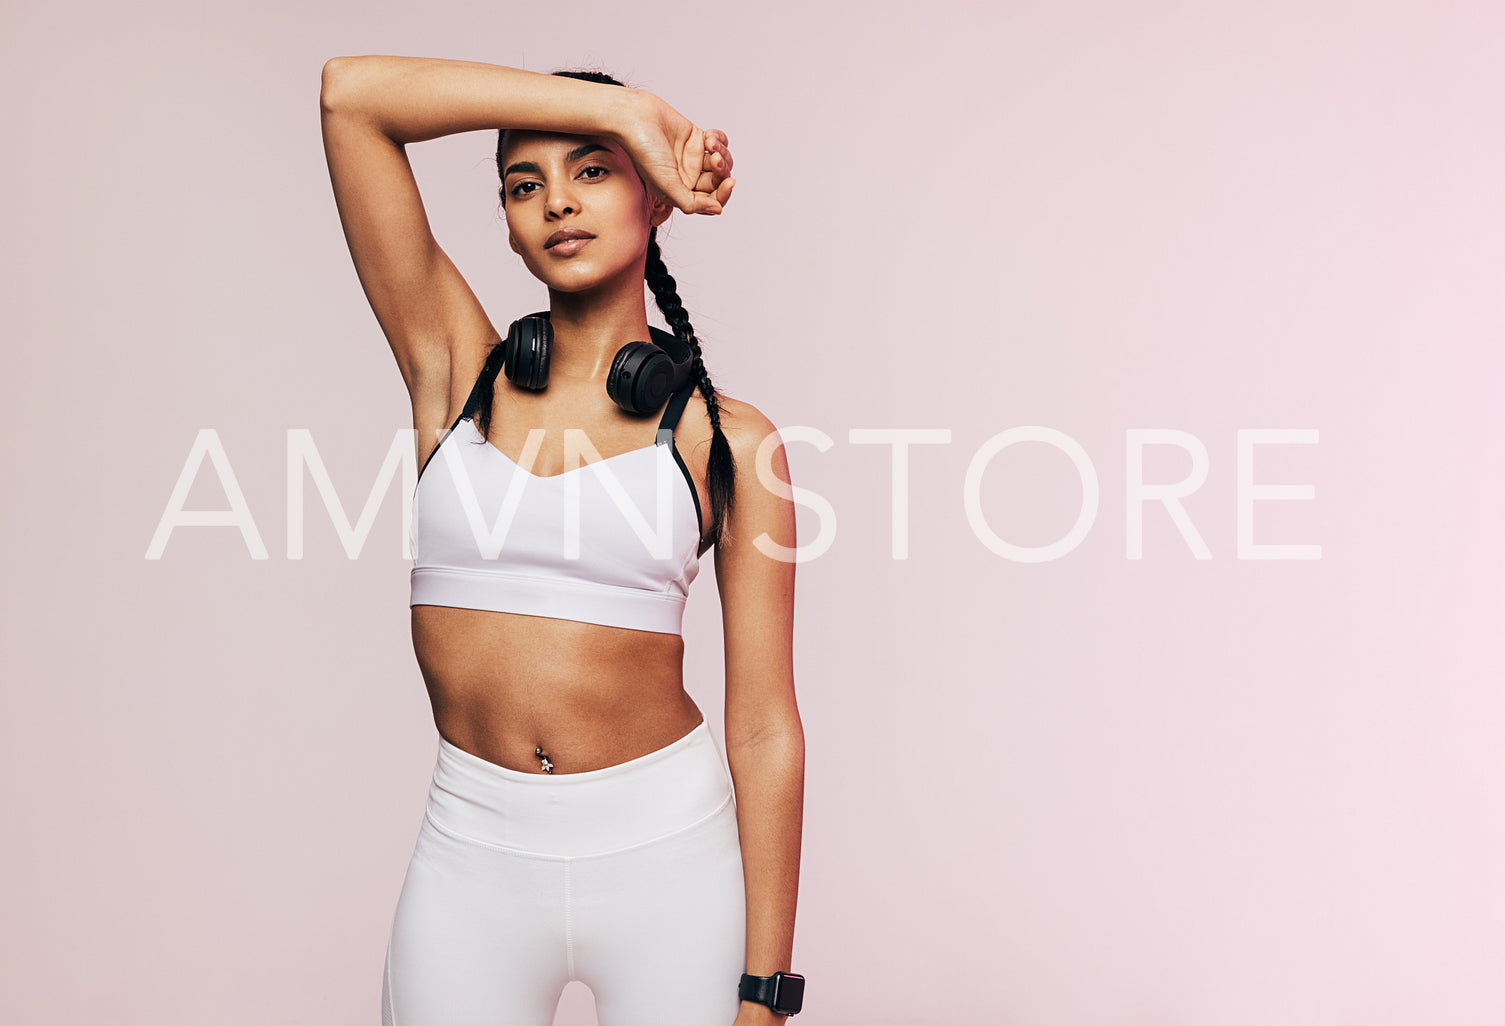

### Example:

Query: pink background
xmin=4 ymin=1 xmax=1503 ymax=1023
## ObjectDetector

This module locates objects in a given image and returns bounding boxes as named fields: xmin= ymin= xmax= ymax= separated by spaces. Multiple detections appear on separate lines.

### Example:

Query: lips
xmin=545 ymin=229 xmax=596 ymax=249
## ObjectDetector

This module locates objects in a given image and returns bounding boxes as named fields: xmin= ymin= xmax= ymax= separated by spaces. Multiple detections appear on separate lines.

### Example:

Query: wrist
xmin=739 ymin=970 xmax=804 ymax=1017
xmin=738 ymin=999 xmax=790 ymax=1023
xmin=603 ymin=87 xmax=656 ymax=144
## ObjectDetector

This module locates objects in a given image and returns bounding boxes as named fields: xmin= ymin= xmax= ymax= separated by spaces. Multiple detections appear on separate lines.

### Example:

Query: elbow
xmin=319 ymin=56 xmax=357 ymax=114
xmin=726 ymin=729 xmax=804 ymax=786
xmin=726 ymin=718 xmax=805 ymax=758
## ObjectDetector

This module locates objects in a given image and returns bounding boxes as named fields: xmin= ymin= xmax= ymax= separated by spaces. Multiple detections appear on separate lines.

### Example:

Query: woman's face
xmin=500 ymin=130 xmax=668 ymax=294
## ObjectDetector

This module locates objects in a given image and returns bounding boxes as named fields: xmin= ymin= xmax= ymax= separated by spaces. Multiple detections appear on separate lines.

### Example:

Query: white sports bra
xmin=409 ymin=365 xmax=704 ymax=636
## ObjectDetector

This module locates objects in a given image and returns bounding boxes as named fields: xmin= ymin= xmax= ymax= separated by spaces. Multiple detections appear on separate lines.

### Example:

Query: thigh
xmin=573 ymin=798 xmax=747 ymax=1026
xmin=384 ymin=819 xmax=571 ymax=1026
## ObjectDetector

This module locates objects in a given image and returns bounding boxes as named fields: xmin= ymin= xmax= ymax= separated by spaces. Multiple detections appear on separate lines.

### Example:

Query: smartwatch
xmin=739 ymin=971 xmax=805 ymax=1016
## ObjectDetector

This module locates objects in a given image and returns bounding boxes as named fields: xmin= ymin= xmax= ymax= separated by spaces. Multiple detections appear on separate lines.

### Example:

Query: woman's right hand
xmin=615 ymin=90 xmax=737 ymax=216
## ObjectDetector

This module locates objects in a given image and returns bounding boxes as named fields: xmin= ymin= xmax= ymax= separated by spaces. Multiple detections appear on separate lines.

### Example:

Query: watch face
xmin=773 ymin=973 xmax=805 ymax=1014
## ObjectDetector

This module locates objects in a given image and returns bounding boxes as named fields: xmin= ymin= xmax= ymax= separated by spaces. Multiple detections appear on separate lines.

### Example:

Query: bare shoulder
xmin=671 ymin=388 xmax=792 ymax=552
xmin=706 ymin=393 xmax=787 ymax=473
xmin=709 ymin=393 xmax=797 ymax=556
xmin=673 ymin=388 xmax=781 ymax=466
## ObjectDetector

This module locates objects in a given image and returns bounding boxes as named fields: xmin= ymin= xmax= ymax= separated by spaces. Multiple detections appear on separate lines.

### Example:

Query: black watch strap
xmin=739 ymin=972 xmax=805 ymax=1016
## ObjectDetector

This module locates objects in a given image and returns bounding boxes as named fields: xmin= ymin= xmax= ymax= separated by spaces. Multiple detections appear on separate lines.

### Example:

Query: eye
xmin=509 ymin=180 xmax=540 ymax=199
xmin=578 ymin=165 xmax=609 ymax=181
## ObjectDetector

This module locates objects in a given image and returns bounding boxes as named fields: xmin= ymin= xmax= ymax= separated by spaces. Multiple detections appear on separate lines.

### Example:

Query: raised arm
xmin=713 ymin=399 xmax=804 ymax=1025
xmin=319 ymin=58 xmax=636 ymax=407
xmin=319 ymin=57 xmax=734 ymax=399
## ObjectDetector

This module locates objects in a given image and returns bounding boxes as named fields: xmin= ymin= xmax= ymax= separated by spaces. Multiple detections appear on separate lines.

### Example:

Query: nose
xmin=545 ymin=179 xmax=580 ymax=219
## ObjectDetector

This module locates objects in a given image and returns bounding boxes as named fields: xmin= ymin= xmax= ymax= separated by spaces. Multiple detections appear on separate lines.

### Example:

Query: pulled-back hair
xmin=492 ymin=69 xmax=736 ymax=551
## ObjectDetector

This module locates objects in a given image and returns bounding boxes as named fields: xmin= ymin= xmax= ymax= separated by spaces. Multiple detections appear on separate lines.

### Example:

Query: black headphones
xmin=503 ymin=310 xmax=694 ymax=415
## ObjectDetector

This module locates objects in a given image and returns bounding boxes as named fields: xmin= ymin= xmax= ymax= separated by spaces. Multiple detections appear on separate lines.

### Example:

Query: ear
xmin=648 ymin=199 xmax=673 ymax=228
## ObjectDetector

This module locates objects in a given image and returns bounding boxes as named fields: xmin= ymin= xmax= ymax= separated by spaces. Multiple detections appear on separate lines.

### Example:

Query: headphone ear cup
xmin=505 ymin=313 xmax=552 ymax=390
xmin=607 ymin=340 xmax=688 ymax=415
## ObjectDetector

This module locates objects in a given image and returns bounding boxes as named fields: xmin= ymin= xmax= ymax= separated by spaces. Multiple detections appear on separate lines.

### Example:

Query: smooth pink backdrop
xmin=4 ymin=1 xmax=1503 ymax=1024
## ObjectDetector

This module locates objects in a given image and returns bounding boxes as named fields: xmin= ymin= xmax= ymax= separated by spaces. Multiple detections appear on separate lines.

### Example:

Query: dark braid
xmin=490 ymin=67 xmax=737 ymax=547
xmin=644 ymin=227 xmax=736 ymax=547
xmin=466 ymin=343 xmax=508 ymax=444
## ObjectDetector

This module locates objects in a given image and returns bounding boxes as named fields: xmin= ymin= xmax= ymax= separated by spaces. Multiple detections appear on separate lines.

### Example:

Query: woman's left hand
xmin=616 ymin=90 xmax=736 ymax=215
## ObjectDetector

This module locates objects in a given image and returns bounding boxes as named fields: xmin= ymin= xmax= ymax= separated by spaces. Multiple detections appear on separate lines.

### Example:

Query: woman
xmin=319 ymin=56 xmax=805 ymax=1026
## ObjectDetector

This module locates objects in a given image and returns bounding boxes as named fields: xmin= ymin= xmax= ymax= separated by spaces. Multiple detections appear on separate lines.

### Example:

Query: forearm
xmin=318 ymin=54 xmax=638 ymax=146
xmin=726 ymin=730 xmax=805 ymax=978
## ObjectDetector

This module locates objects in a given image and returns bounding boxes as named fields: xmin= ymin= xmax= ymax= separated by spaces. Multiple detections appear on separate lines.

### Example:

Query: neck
xmin=545 ymin=272 xmax=654 ymax=385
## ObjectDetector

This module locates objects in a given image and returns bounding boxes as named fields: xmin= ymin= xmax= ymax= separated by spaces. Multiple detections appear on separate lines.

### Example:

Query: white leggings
xmin=381 ymin=720 xmax=746 ymax=1026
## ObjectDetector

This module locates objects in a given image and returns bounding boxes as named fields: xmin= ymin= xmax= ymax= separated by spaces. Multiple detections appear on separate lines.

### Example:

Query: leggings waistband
xmin=425 ymin=720 xmax=732 ymax=858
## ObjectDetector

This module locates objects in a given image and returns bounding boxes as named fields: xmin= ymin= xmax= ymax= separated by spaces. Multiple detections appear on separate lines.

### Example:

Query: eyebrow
xmin=502 ymin=143 xmax=612 ymax=180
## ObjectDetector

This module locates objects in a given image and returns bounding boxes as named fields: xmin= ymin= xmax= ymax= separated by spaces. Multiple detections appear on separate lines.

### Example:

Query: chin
xmin=532 ymin=264 xmax=602 ymax=292
xmin=534 ymin=257 xmax=641 ymax=295
xmin=540 ymin=277 xmax=598 ymax=295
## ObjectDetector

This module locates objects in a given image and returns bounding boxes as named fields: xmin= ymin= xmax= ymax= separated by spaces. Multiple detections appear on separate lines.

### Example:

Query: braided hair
xmin=641 ymin=225 xmax=737 ymax=548
xmin=492 ymin=69 xmax=737 ymax=549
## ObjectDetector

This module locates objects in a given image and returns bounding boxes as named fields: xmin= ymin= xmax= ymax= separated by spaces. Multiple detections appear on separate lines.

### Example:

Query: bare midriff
xmin=411 ymin=604 xmax=704 ymax=774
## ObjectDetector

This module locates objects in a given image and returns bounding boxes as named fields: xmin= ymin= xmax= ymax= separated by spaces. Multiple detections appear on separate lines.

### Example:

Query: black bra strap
xmin=418 ymin=350 xmax=504 ymax=485
xmin=658 ymin=377 xmax=696 ymax=435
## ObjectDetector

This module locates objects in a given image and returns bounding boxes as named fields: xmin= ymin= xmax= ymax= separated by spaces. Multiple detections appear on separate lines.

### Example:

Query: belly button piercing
xmin=534 ymin=746 xmax=554 ymax=774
